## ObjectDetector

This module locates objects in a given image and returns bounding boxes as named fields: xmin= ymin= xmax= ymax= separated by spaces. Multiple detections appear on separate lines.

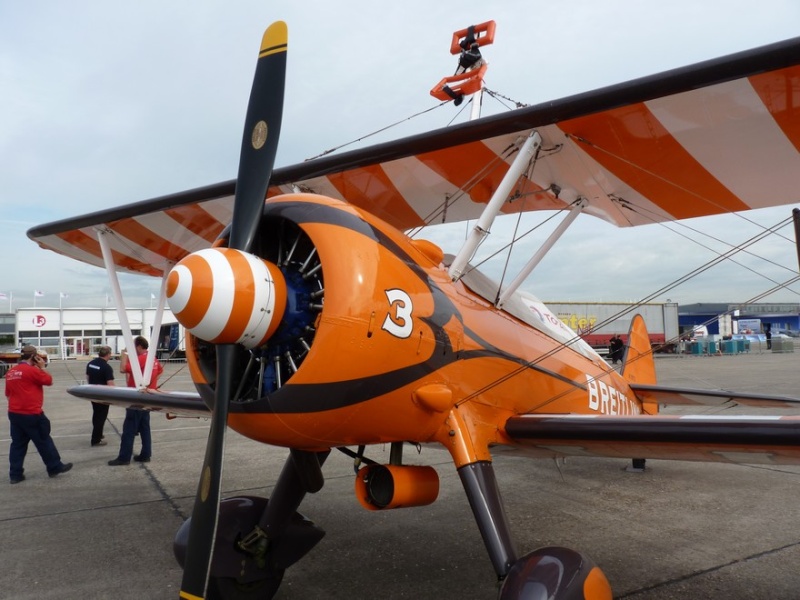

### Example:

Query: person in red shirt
xmin=108 ymin=336 xmax=163 ymax=466
xmin=5 ymin=345 xmax=72 ymax=483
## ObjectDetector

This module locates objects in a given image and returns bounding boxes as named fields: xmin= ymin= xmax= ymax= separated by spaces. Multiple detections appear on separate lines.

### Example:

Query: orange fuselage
xmin=186 ymin=194 xmax=641 ymax=466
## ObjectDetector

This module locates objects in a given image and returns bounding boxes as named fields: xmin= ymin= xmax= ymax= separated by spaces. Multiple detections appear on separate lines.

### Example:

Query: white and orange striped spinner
xmin=166 ymin=248 xmax=286 ymax=349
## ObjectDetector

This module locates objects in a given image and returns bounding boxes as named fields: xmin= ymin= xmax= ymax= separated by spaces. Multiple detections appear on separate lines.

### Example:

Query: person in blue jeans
xmin=108 ymin=336 xmax=163 ymax=466
xmin=6 ymin=345 xmax=72 ymax=483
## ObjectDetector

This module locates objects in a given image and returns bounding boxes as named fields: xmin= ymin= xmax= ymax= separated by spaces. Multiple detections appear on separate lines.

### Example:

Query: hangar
xmin=0 ymin=306 xmax=179 ymax=359
xmin=678 ymin=302 xmax=800 ymax=337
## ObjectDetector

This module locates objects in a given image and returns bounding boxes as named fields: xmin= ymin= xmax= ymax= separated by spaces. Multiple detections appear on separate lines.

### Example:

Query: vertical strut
xmin=449 ymin=131 xmax=542 ymax=281
xmin=793 ymin=208 xmax=800 ymax=273
xmin=496 ymin=198 xmax=586 ymax=308
xmin=96 ymin=227 xmax=143 ymax=388
xmin=142 ymin=271 xmax=170 ymax=387
xmin=458 ymin=461 xmax=518 ymax=578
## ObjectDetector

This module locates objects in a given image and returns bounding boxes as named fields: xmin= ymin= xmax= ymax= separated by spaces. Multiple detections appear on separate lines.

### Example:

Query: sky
xmin=2 ymin=0 xmax=800 ymax=311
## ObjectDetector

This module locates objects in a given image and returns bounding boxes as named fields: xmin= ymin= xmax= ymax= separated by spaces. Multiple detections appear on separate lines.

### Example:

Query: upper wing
xmin=28 ymin=36 xmax=800 ymax=276
xmin=69 ymin=385 xmax=209 ymax=418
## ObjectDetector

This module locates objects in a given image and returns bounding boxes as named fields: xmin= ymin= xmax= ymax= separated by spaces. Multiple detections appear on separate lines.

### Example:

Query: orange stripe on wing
xmin=417 ymin=141 xmax=514 ymax=207
xmin=176 ymin=254 xmax=214 ymax=329
xmin=749 ymin=65 xmax=800 ymax=154
xmin=327 ymin=165 xmax=423 ymax=229
xmin=215 ymin=250 xmax=255 ymax=343
xmin=109 ymin=218 xmax=190 ymax=263
xmin=559 ymin=103 xmax=749 ymax=219
xmin=165 ymin=204 xmax=226 ymax=242
xmin=55 ymin=229 xmax=161 ymax=276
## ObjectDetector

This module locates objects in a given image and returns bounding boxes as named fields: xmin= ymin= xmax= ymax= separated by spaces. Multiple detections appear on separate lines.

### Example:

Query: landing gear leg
xmin=458 ymin=461 xmax=518 ymax=578
xmin=258 ymin=449 xmax=330 ymax=538
xmin=459 ymin=461 xmax=613 ymax=600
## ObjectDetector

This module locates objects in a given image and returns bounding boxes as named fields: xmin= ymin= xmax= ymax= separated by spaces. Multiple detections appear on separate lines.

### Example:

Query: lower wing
xmin=506 ymin=383 xmax=800 ymax=465
xmin=505 ymin=414 xmax=800 ymax=465
xmin=69 ymin=385 xmax=209 ymax=418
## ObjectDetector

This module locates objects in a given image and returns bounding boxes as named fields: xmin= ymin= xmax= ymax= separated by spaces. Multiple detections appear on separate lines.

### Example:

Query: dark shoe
xmin=49 ymin=463 xmax=73 ymax=478
xmin=108 ymin=458 xmax=130 ymax=466
xmin=91 ymin=440 xmax=108 ymax=447
xmin=10 ymin=475 xmax=25 ymax=484
xmin=133 ymin=455 xmax=151 ymax=463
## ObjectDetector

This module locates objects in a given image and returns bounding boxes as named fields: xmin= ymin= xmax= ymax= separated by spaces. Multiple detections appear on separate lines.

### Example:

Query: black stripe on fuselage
xmin=230 ymin=200 xmax=584 ymax=415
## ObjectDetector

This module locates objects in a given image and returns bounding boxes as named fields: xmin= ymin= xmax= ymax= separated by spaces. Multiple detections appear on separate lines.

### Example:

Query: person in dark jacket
xmin=85 ymin=346 xmax=115 ymax=446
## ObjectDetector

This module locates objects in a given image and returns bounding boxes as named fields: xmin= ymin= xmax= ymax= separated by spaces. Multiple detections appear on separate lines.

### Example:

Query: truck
xmin=545 ymin=302 xmax=680 ymax=353
xmin=157 ymin=322 xmax=186 ymax=360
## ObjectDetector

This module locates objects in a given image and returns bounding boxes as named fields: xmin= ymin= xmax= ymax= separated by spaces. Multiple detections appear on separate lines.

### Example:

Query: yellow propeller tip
xmin=260 ymin=21 xmax=287 ymax=57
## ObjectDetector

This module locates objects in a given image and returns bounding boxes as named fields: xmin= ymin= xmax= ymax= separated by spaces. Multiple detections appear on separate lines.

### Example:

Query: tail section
xmin=620 ymin=314 xmax=656 ymax=385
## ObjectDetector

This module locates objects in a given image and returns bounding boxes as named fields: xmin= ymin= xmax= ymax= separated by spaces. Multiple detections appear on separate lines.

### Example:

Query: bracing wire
xmin=458 ymin=213 xmax=796 ymax=407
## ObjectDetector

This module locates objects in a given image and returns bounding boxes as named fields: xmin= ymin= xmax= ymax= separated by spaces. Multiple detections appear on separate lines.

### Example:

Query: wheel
xmin=207 ymin=571 xmax=284 ymax=600
xmin=498 ymin=546 xmax=611 ymax=600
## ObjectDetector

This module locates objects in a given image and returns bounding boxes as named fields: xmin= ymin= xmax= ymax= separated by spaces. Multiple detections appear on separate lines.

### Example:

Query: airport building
xmin=1 ymin=307 xmax=180 ymax=359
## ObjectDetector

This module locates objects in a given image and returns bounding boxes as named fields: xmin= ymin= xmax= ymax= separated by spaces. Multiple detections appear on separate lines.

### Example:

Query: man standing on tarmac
xmin=108 ymin=336 xmax=162 ymax=466
xmin=5 ymin=345 xmax=73 ymax=484
xmin=86 ymin=346 xmax=114 ymax=447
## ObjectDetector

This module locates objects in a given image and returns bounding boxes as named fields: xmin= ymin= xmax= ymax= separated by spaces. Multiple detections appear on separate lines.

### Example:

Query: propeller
xmin=179 ymin=21 xmax=287 ymax=600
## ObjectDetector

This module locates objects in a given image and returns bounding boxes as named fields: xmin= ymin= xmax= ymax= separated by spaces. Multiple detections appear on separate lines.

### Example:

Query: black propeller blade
xmin=230 ymin=23 xmax=287 ymax=253
xmin=179 ymin=21 xmax=288 ymax=600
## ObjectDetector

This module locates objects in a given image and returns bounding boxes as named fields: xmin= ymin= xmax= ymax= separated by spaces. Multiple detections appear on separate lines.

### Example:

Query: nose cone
xmin=167 ymin=247 xmax=286 ymax=349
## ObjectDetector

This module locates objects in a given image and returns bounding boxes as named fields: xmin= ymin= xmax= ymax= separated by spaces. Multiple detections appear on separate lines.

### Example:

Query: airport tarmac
xmin=1 ymin=347 xmax=799 ymax=599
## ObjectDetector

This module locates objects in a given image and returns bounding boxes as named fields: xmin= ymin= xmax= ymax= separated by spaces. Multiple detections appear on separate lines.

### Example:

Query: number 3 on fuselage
xmin=382 ymin=288 xmax=414 ymax=339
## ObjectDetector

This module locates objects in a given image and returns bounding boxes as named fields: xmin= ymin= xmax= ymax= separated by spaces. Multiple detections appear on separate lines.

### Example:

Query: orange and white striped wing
xmin=28 ymin=36 xmax=800 ymax=275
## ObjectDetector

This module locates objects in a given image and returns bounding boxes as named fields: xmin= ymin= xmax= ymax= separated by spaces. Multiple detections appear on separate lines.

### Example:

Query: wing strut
xmin=95 ymin=227 xmax=170 ymax=389
xmin=793 ymin=208 xmax=800 ymax=272
xmin=496 ymin=198 xmax=586 ymax=308
xmin=448 ymin=131 xmax=542 ymax=281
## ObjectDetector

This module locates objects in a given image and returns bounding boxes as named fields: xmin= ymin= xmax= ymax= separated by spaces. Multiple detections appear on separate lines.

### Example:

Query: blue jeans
xmin=8 ymin=412 xmax=65 ymax=478
xmin=117 ymin=408 xmax=151 ymax=462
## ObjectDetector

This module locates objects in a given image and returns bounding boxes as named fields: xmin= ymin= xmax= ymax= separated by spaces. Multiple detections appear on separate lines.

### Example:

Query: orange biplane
xmin=27 ymin=20 xmax=800 ymax=600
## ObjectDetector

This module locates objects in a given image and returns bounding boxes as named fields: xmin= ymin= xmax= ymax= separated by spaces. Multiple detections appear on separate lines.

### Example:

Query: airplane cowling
xmin=498 ymin=546 xmax=612 ymax=600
